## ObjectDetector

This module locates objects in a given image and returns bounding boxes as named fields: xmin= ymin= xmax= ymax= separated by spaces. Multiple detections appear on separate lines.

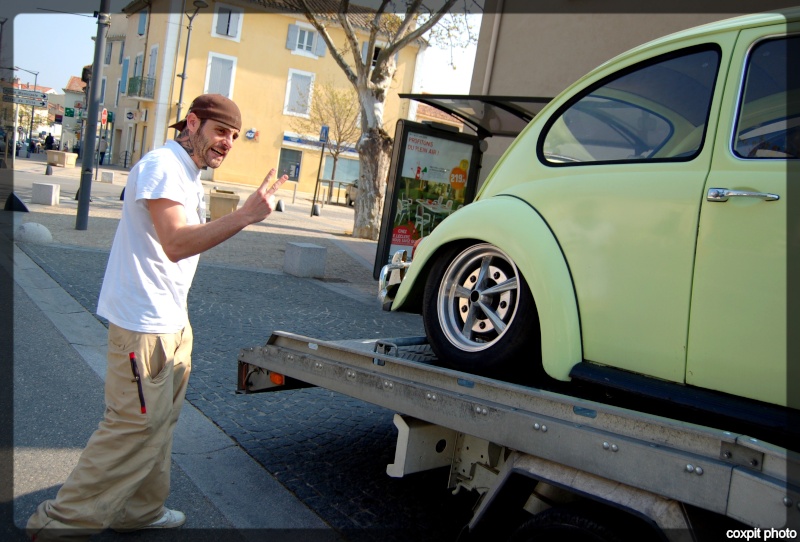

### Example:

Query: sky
xmin=11 ymin=10 xmax=477 ymax=94
xmin=13 ymin=13 xmax=100 ymax=91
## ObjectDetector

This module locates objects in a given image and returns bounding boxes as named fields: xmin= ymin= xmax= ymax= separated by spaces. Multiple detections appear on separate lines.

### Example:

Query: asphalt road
xmin=15 ymin=241 xmax=480 ymax=541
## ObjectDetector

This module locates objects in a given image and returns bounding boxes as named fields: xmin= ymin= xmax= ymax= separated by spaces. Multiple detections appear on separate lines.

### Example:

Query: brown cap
xmin=169 ymin=93 xmax=242 ymax=132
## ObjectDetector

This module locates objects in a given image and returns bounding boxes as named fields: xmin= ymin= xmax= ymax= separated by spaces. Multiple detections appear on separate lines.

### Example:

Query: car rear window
xmin=541 ymin=45 xmax=721 ymax=165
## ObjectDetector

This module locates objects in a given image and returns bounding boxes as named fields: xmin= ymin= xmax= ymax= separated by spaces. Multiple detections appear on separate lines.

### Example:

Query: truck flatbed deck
xmin=238 ymin=332 xmax=799 ymax=539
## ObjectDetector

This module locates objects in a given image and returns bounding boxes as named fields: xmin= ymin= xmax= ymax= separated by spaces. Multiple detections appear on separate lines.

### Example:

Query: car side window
xmin=541 ymin=46 xmax=720 ymax=165
xmin=734 ymin=35 xmax=799 ymax=160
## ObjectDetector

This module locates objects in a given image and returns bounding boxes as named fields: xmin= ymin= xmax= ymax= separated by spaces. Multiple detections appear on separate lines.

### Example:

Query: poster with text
xmin=389 ymin=132 xmax=474 ymax=258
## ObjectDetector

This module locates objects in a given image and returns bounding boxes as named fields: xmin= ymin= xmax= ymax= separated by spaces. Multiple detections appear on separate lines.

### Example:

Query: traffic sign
xmin=2 ymin=94 xmax=47 ymax=107
xmin=319 ymin=125 xmax=329 ymax=143
xmin=3 ymin=87 xmax=47 ymax=100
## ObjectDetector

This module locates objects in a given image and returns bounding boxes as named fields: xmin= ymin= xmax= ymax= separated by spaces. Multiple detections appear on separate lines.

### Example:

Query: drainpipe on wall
xmin=481 ymin=0 xmax=504 ymax=95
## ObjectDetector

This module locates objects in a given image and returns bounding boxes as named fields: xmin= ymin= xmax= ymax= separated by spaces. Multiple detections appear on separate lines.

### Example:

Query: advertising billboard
xmin=374 ymin=120 xmax=481 ymax=279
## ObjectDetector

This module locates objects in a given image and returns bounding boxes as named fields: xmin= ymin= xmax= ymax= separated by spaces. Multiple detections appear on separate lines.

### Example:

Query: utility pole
xmin=75 ymin=0 xmax=111 ymax=230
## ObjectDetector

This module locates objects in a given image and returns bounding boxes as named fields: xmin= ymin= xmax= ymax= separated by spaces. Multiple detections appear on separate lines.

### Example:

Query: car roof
xmin=598 ymin=7 xmax=800 ymax=71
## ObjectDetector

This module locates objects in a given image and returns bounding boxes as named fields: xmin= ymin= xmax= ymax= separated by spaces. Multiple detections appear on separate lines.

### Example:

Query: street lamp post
xmin=14 ymin=66 xmax=39 ymax=155
xmin=175 ymin=0 xmax=208 ymax=128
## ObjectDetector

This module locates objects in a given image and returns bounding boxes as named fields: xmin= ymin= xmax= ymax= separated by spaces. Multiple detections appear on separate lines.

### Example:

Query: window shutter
xmin=137 ymin=10 xmax=147 ymax=35
xmin=313 ymin=35 xmax=326 ymax=57
xmin=216 ymin=8 xmax=230 ymax=35
xmin=228 ymin=10 xmax=240 ymax=37
xmin=208 ymin=57 xmax=234 ymax=97
xmin=286 ymin=24 xmax=298 ymax=50
xmin=288 ymin=72 xmax=312 ymax=114
xmin=120 ymin=58 xmax=129 ymax=93
xmin=148 ymin=47 xmax=158 ymax=78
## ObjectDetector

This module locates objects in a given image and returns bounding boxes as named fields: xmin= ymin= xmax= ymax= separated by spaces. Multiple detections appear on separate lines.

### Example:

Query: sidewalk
xmin=4 ymin=151 xmax=388 ymax=539
xmin=7 ymin=151 xmax=379 ymax=299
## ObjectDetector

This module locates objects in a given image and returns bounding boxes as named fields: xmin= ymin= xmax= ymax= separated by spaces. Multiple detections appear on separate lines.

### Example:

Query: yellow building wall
xmin=170 ymin=10 xmax=419 ymax=194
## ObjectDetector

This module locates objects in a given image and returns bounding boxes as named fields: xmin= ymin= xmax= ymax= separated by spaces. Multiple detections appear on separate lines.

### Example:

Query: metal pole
xmin=76 ymin=0 xmax=111 ymax=230
xmin=175 ymin=1 xmax=207 ymax=128
xmin=26 ymin=72 xmax=38 ymax=155
xmin=310 ymin=142 xmax=325 ymax=217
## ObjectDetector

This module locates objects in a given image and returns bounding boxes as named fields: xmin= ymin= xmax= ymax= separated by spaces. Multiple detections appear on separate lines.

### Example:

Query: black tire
xmin=508 ymin=507 xmax=626 ymax=542
xmin=423 ymin=243 xmax=539 ymax=375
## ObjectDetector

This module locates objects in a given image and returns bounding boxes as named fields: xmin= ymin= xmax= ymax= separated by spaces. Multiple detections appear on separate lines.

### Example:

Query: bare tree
xmin=289 ymin=0 xmax=475 ymax=240
xmin=289 ymin=79 xmax=361 ymax=201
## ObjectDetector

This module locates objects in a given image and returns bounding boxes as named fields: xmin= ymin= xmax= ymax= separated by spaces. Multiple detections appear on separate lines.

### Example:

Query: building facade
xmin=99 ymin=0 xmax=424 ymax=195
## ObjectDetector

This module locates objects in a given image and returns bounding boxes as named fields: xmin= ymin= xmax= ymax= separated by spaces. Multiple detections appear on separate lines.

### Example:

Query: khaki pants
xmin=27 ymin=323 xmax=193 ymax=541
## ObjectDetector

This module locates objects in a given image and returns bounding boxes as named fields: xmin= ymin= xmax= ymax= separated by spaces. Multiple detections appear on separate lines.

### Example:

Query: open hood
xmin=399 ymin=94 xmax=552 ymax=139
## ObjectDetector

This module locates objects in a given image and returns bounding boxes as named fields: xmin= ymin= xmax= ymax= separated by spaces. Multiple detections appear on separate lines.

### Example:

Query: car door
xmin=686 ymin=27 xmax=797 ymax=406
xmin=518 ymin=38 xmax=734 ymax=383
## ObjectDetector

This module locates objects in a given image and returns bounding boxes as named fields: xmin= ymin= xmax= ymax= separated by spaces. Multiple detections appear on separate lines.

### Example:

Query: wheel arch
xmin=393 ymin=196 xmax=581 ymax=381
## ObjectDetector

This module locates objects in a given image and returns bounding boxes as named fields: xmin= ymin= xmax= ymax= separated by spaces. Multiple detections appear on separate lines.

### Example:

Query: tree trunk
xmin=353 ymin=126 xmax=393 ymax=240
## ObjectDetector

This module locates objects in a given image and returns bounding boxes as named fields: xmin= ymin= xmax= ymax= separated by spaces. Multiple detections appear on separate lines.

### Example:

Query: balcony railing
xmin=127 ymin=76 xmax=156 ymax=100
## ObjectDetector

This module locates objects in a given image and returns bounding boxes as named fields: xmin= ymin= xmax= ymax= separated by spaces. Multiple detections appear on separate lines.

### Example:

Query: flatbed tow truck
xmin=238 ymin=331 xmax=799 ymax=541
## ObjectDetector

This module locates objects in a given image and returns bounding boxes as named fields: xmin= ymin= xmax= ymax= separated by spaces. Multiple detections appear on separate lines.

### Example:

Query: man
xmin=98 ymin=136 xmax=108 ymax=165
xmin=27 ymin=94 xmax=287 ymax=541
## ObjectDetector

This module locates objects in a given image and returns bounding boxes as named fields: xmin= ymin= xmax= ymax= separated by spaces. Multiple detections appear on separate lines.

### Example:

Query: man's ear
xmin=186 ymin=112 xmax=201 ymax=133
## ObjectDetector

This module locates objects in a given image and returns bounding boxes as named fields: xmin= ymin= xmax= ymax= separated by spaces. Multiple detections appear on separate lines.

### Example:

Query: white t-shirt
xmin=97 ymin=140 xmax=206 ymax=333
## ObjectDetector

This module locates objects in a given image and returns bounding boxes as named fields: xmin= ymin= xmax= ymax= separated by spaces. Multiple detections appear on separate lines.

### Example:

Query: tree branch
xmin=296 ymin=0 xmax=359 ymax=86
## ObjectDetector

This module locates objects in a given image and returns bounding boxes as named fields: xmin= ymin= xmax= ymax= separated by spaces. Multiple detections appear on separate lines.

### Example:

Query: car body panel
xmin=394 ymin=196 xmax=582 ymax=380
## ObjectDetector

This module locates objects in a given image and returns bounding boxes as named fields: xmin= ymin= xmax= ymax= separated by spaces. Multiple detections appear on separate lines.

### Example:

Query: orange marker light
xmin=269 ymin=372 xmax=286 ymax=386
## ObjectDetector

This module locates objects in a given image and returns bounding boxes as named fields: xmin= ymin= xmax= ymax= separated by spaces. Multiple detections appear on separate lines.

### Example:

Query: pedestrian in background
xmin=27 ymin=94 xmax=288 ymax=541
xmin=44 ymin=133 xmax=54 ymax=151
xmin=98 ymin=136 xmax=108 ymax=165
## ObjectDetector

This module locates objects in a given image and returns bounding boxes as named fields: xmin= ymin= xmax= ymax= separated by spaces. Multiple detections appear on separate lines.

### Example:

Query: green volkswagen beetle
xmin=381 ymin=10 xmax=797 ymax=409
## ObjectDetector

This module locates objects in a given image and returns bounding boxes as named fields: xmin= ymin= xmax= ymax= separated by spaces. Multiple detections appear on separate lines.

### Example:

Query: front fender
xmin=393 ymin=196 xmax=581 ymax=381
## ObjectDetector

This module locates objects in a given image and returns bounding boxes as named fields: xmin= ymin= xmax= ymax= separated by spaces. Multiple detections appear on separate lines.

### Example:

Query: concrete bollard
xmin=45 ymin=165 xmax=53 ymax=175
xmin=275 ymin=200 xmax=285 ymax=212
xmin=31 ymin=183 xmax=60 ymax=206
xmin=283 ymin=242 xmax=327 ymax=278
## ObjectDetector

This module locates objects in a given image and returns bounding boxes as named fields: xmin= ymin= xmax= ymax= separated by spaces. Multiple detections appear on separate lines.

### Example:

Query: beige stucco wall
xmin=118 ymin=2 xmax=420 ymax=195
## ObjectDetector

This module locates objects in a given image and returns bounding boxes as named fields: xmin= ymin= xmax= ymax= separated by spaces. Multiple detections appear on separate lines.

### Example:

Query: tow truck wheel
xmin=507 ymin=506 xmax=625 ymax=542
xmin=423 ymin=243 xmax=539 ymax=375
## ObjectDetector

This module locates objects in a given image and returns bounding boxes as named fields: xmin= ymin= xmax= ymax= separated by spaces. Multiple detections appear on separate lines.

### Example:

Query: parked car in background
xmin=345 ymin=180 xmax=358 ymax=206
xmin=381 ymin=9 xmax=797 ymax=409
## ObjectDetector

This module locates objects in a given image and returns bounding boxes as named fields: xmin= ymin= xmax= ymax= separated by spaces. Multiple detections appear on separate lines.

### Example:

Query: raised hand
xmin=241 ymin=168 xmax=289 ymax=224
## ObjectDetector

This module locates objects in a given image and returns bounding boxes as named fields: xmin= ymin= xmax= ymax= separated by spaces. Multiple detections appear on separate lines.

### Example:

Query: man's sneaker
xmin=113 ymin=508 xmax=186 ymax=532
xmin=146 ymin=509 xmax=186 ymax=529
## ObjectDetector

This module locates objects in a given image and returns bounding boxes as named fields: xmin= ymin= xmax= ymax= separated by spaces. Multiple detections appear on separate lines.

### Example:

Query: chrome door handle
xmin=707 ymin=188 xmax=780 ymax=202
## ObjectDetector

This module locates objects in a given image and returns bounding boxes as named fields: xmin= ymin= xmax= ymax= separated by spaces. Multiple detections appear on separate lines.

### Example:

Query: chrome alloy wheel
xmin=437 ymin=244 xmax=522 ymax=352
